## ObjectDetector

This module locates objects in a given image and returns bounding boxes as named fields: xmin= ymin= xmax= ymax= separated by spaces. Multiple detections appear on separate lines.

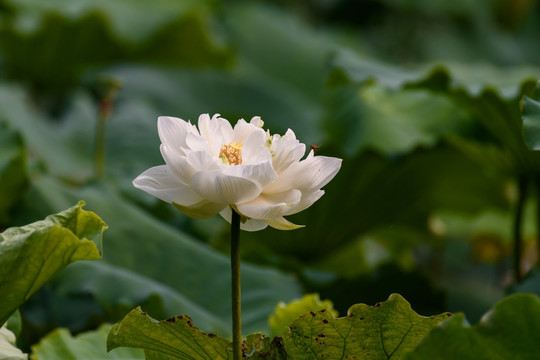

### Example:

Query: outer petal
xmin=160 ymin=144 xmax=196 ymax=185
xmin=190 ymin=170 xmax=263 ymax=204
xmin=265 ymin=155 xmax=342 ymax=193
xmin=173 ymin=199 xmax=226 ymax=219
xmin=219 ymin=207 xmax=268 ymax=231
xmin=157 ymin=116 xmax=198 ymax=155
xmin=133 ymin=165 xmax=202 ymax=205
xmin=236 ymin=190 xmax=301 ymax=220
xmin=265 ymin=217 xmax=304 ymax=230
xmin=304 ymin=156 xmax=343 ymax=190
xmin=285 ymin=189 xmax=325 ymax=215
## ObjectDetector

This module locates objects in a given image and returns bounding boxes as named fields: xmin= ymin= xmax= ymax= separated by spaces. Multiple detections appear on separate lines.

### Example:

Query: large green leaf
xmin=405 ymin=293 xmax=540 ymax=360
xmin=107 ymin=308 xmax=231 ymax=360
xmin=31 ymin=324 xmax=143 ymax=360
xmin=0 ymin=126 xmax=27 ymax=226
xmin=328 ymin=50 xmax=540 ymax=175
xmin=329 ymin=50 xmax=538 ymax=99
xmin=323 ymin=83 xmax=473 ymax=156
xmin=0 ymin=201 xmax=106 ymax=325
xmin=283 ymin=293 xmax=450 ymax=360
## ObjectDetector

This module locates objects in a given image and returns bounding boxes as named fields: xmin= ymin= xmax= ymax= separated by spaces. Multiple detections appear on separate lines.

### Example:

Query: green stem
xmin=514 ymin=177 xmax=528 ymax=283
xmin=231 ymin=209 xmax=242 ymax=360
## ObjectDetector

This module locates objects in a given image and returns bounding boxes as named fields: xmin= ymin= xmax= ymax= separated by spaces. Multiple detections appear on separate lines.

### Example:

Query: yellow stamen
xmin=219 ymin=142 xmax=243 ymax=165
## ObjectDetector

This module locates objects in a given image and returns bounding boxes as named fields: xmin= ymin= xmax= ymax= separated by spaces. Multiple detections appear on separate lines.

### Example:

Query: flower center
xmin=219 ymin=142 xmax=243 ymax=165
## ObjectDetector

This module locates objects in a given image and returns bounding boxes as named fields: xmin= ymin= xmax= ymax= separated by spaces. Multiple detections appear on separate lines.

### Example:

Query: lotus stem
xmin=231 ymin=208 xmax=242 ymax=359
xmin=94 ymin=77 xmax=120 ymax=179
xmin=94 ymin=110 xmax=107 ymax=179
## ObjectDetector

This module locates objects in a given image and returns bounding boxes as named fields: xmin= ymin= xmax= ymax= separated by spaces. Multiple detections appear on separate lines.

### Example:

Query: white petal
xmin=265 ymin=217 xmax=304 ymax=230
xmin=266 ymin=155 xmax=342 ymax=193
xmin=236 ymin=189 xmax=301 ymax=220
xmin=249 ymin=116 xmax=264 ymax=128
xmin=224 ymin=161 xmax=277 ymax=188
xmin=219 ymin=207 xmax=268 ymax=231
xmin=190 ymin=170 xmax=262 ymax=204
xmin=173 ymin=199 xmax=226 ymax=219
xmin=197 ymin=113 xmax=212 ymax=141
xmin=186 ymin=132 xmax=211 ymax=153
xmin=232 ymin=119 xmax=259 ymax=144
xmin=303 ymin=156 xmax=343 ymax=190
xmin=286 ymin=189 xmax=325 ymax=215
xmin=157 ymin=116 xmax=197 ymax=155
xmin=270 ymin=130 xmax=306 ymax=173
xmin=198 ymin=114 xmax=234 ymax=155
xmin=133 ymin=165 xmax=202 ymax=205
xmin=241 ymin=128 xmax=272 ymax=164
xmin=187 ymin=150 xmax=221 ymax=171
xmin=160 ymin=144 xmax=195 ymax=185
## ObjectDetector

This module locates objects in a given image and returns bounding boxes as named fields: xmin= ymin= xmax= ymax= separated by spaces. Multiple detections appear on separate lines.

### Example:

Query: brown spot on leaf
xmin=320 ymin=309 xmax=327 ymax=313
xmin=318 ymin=334 xmax=326 ymax=337
xmin=322 ymin=319 xmax=329 ymax=324
xmin=446 ymin=312 xmax=453 ymax=317
xmin=374 ymin=302 xmax=381 ymax=307
xmin=310 ymin=311 xmax=316 ymax=316
xmin=166 ymin=317 xmax=176 ymax=322
xmin=359 ymin=317 xmax=364 ymax=320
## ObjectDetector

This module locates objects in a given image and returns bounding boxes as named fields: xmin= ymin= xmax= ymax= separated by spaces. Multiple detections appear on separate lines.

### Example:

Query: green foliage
xmin=107 ymin=308 xmax=230 ymax=360
xmin=108 ymin=294 xmax=449 ymax=359
xmin=405 ymin=293 xmax=540 ymax=360
xmin=268 ymin=294 xmax=338 ymax=337
xmin=0 ymin=0 xmax=230 ymax=98
xmin=6 ymin=312 xmax=21 ymax=339
xmin=31 ymin=324 xmax=143 ymax=360
xmin=0 ymin=201 xmax=106 ymax=325
xmin=0 ymin=126 xmax=27 ymax=226
xmin=283 ymin=293 xmax=449 ymax=360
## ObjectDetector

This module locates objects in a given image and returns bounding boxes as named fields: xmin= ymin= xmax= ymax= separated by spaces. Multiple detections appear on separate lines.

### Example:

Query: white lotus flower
xmin=133 ymin=114 xmax=342 ymax=231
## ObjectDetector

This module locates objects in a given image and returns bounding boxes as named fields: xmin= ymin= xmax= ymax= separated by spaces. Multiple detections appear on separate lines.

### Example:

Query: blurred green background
xmin=2 ymin=0 xmax=540 ymax=352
